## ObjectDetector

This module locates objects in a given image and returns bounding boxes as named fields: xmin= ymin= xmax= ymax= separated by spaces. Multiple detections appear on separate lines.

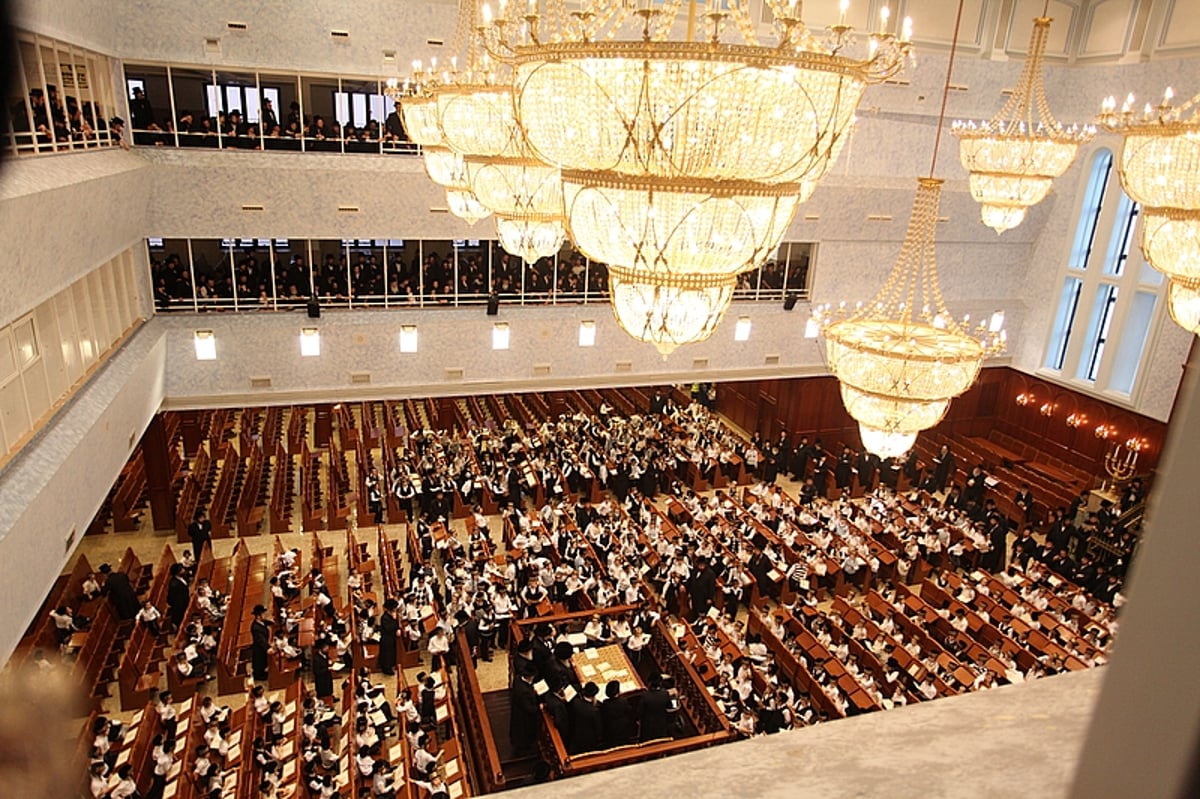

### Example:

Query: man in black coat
xmin=687 ymin=558 xmax=717 ymax=622
xmin=378 ymin=599 xmax=400 ymax=676
xmin=568 ymin=682 xmax=603 ymax=754
xmin=312 ymin=643 xmax=334 ymax=699
xmin=166 ymin=563 xmax=190 ymax=631
xmin=789 ymin=435 xmax=811 ymax=480
xmin=931 ymin=445 xmax=955 ymax=492
xmin=513 ymin=638 xmax=539 ymax=680
xmin=188 ymin=510 xmax=212 ymax=561
xmin=638 ymin=675 xmax=671 ymax=741
xmin=599 ymin=680 xmax=633 ymax=747
xmin=835 ymin=446 xmax=854 ymax=492
xmin=856 ymin=450 xmax=879 ymax=493
xmin=509 ymin=671 xmax=541 ymax=756
xmin=250 ymin=604 xmax=271 ymax=682
xmin=98 ymin=563 xmax=139 ymax=620
xmin=811 ymin=452 xmax=830 ymax=498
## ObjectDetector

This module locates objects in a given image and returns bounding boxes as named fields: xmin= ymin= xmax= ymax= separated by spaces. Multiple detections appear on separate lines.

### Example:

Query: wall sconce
xmin=1125 ymin=436 xmax=1147 ymax=452
xmin=1015 ymin=392 xmax=1035 ymax=406
xmin=1095 ymin=424 xmax=1116 ymax=440
xmin=1066 ymin=412 xmax=1087 ymax=428
xmin=1039 ymin=402 xmax=1055 ymax=417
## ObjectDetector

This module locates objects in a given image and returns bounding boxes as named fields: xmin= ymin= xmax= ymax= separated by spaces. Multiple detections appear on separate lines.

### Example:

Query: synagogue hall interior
xmin=1 ymin=0 xmax=1198 ymax=797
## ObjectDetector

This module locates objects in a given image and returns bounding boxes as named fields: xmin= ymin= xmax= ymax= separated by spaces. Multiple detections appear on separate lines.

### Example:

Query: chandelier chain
xmin=929 ymin=0 xmax=966 ymax=178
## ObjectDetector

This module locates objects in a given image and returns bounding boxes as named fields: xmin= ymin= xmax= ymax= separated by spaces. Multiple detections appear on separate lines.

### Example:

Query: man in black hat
xmin=568 ymin=682 xmax=602 ymax=754
xmin=251 ymin=604 xmax=271 ymax=681
xmin=384 ymin=100 xmax=405 ymax=143
xmin=509 ymin=669 xmax=541 ymax=756
xmin=129 ymin=86 xmax=154 ymax=131
xmin=378 ymin=598 xmax=399 ymax=675
xmin=98 ymin=563 xmax=139 ymax=620
xmin=188 ymin=509 xmax=212 ymax=561
xmin=513 ymin=638 xmax=538 ymax=680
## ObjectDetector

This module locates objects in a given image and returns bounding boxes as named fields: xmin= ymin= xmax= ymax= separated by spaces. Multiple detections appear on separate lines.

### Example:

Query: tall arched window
xmin=1041 ymin=146 xmax=1166 ymax=400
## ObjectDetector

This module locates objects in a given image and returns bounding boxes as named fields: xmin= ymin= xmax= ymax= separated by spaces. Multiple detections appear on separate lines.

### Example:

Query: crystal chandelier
xmin=812 ymin=1 xmax=1005 ymax=459
xmin=608 ymin=266 xmax=736 ymax=356
xmin=1099 ymin=87 xmax=1200 ymax=334
xmin=389 ymin=69 xmax=494 ymax=226
xmin=952 ymin=14 xmax=1093 ymax=234
xmin=474 ymin=0 xmax=909 ymax=351
xmin=813 ymin=179 xmax=1006 ymax=457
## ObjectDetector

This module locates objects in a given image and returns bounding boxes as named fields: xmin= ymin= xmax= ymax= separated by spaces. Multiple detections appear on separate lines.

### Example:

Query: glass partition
xmin=146 ymin=238 xmax=813 ymax=313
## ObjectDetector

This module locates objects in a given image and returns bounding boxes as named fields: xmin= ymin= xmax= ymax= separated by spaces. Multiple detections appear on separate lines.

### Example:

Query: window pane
xmin=206 ymin=84 xmax=221 ymax=118
xmin=1069 ymin=149 xmax=1113 ymax=271
xmin=1103 ymin=195 xmax=1138 ymax=277
xmin=1045 ymin=276 xmax=1082 ymax=370
xmin=1108 ymin=291 xmax=1158 ymax=395
xmin=243 ymin=90 xmax=260 ymax=123
xmin=224 ymin=85 xmax=243 ymax=113
xmin=333 ymin=91 xmax=350 ymax=127
xmin=1077 ymin=284 xmax=1119 ymax=382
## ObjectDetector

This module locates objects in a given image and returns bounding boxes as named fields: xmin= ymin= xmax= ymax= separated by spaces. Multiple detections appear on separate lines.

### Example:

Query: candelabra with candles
xmin=1103 ymin=442 xmax=1138 ymax=488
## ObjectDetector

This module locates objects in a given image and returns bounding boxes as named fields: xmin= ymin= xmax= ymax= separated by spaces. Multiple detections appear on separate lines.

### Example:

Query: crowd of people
xmin=8 ymin=85 xmax=121 ymax=152
xmin=62 ymin=389 xmax=1137 ymax=796
xmin=148 ymin=243 xmax=799 ymax=312
xmin=127 ymin=90 xmax=415 ymax=154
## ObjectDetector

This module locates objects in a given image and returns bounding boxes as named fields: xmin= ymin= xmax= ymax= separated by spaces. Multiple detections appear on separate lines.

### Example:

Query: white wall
xmin=154 ymin=301 xmax=1015 ymax=409
xmin=0 ymin=328 xmax=165 ymax=664
xmin=0 ymin=149 xmax=151 ymax=329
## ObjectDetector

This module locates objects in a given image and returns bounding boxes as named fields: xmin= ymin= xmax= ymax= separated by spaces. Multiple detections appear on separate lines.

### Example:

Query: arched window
xmin=1042 ymin=147 xmax=1166 ymax=399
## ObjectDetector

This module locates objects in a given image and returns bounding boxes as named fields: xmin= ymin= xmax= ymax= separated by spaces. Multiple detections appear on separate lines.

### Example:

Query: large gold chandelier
xmin=390 ymin=71 xmax=493 ymax=226
xmin=475 ymin=0 xmax=910 ymax=352
xmin=813 ymin=0 xmax=1005 ymax=459
xmin=952 ymin=14 xmax=1093 ymax=234
xmin=813 ymin=179 xmax=1006 ymax=457
xmin=1099 ymin=88 xmax=1200 ymax=335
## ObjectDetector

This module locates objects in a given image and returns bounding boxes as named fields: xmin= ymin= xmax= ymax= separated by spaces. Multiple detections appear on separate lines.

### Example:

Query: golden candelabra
xmin=1104 ymin=443 xmax=1138 ymax=485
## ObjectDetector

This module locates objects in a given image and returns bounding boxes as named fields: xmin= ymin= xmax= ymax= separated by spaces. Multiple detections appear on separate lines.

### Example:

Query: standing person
xmin=366 ymin=467 xmax=384 ymax=525
xmin=789 ymin=435 xmax=812 ymax=481
xmin=99 ymin=563 xmax=139 ymax=621
xmin=509 ymin=669 xmax=541 ymax=756
xmin=638 ymin=675 xmax=671 ymax=741
xmin=251 ymin=604 xmax=271 ymax=682
xmin=687 ymin=558 xmax=717 ymax=622
xmin=931 ymin=445 xmax=955 ymax=493
xmin=378 ymin=599 xmax=399 ymax=676
xmin=313 ymin=643 xmax=334 ymax=699
xmin=166 ymin=563 xmax=190 ymax=632
xmin=188 ymin=510 xmax=212 ymax=560
xmin=835 ymin=446 xmax=854 ymax=493
xmin=599 ymin=680 xmax=633 ymax=746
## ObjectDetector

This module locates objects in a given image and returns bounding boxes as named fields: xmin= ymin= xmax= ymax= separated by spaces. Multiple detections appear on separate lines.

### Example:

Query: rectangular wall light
xmin=193 ymin=330 xmax=216 ymax=360
xmin=579 ymin=320 xmax=596 ymax=347
xmin=300 ymin=327 xmax=321 ymax=357
xmin=735 ymin=316 xmax=752 ymax=341
xmin=399 ymin=325 xmax=418 ymax=353
xmin=492 ymin=322 xmax=510 ymax=350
